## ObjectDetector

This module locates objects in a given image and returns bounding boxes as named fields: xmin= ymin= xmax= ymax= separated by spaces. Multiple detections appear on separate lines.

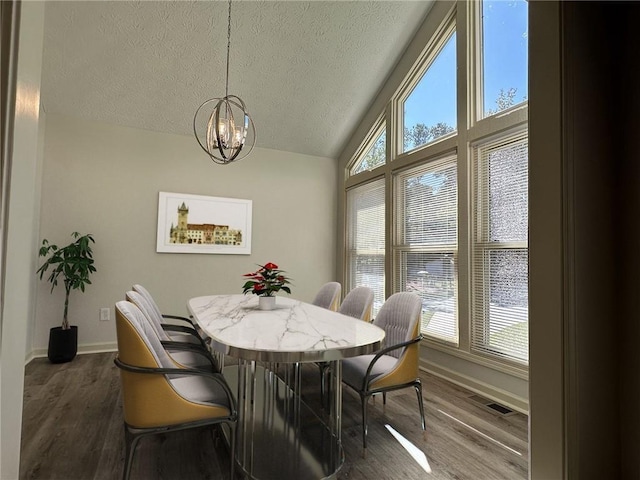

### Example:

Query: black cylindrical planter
xmin=48 ymin=326 xmax=78 ymax=363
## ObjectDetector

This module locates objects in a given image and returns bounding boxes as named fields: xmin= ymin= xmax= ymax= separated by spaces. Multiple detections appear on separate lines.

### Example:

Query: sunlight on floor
xmin=436 ymin=409 xmax=523 ymax=456
xmin=384 ymin=424 xmax=432 ymax=474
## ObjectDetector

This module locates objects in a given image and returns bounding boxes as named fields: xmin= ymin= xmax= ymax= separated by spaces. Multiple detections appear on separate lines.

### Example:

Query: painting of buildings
xmin=157 ymin=192 xmax=252 ymax=254
xmin=169 ymin=202 xmax=243 ymax=246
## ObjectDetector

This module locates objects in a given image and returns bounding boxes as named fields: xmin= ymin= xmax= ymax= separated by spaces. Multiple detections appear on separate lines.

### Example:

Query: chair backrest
xmin=115 ymin=300 xmax=175 ymax=370
xmin=132 ymin=284 xmax=165 ymax=320
xmin=339 ymin=286 xmax=374 ymax=322
xmin=126 ymin=290 xmax=171 ymax=342
xmin=373 ymin=292 xmax=422 ymax=359
xmin=312 ymin=282 xmax=342 ymax=311
xmin=115 ymin=301 xmax=231 ymax=429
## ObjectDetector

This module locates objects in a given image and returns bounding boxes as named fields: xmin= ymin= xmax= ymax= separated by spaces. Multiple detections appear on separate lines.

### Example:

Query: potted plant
xmin=242 ymin=262 xmax=292 ymax=310
xmin=36 ymin=232 xmax=96 ymax=363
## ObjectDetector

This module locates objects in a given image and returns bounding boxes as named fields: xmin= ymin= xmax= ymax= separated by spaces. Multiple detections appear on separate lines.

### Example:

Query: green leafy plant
xmin=37 ymin=232 xmax=96 ymax=330
xmin=242 ymin=262 xmax=292 ymax=297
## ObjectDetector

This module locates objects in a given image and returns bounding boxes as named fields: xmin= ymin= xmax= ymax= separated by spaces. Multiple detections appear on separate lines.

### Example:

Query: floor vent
xmin=468 ymin=394 xmax=516 ymax=416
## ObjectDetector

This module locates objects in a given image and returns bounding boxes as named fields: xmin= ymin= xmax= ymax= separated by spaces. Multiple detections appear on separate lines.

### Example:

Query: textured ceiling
xmin=41 ymin=1 xmax=433 ymax=159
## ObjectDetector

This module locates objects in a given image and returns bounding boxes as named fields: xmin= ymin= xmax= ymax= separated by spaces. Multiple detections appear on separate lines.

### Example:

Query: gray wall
xmin=0 ymin=2 xmax=45 ymax=477
xmin=33 ymin=114 xmax=338 ymax=354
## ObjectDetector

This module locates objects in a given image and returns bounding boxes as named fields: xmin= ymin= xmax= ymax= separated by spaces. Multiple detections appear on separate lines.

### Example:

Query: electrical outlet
xmin=99 ymin=308 xmax=110 ymax=321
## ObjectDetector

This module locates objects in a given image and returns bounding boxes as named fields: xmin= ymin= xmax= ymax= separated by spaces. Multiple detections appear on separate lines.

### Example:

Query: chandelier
xmin=193 ymin=0 xmax=256 ymax=165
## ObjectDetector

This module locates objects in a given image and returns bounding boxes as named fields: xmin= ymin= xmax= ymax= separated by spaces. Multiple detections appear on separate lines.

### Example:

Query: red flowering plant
xmin=242 ymin=262 xmax=292 ymax=297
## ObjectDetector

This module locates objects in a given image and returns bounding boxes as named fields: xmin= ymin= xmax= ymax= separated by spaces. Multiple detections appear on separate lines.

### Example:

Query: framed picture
xmin=156 ymin=192 xmax=252 ymax=254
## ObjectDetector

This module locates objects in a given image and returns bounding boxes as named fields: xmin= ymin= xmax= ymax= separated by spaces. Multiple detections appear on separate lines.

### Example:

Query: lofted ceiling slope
xmin=41 ymin=1 xmax=434 ymax=159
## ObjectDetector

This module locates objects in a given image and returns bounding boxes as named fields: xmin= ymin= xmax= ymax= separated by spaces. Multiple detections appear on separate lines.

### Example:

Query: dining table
xmin=187 ymin=294 xmax=385 ymax=480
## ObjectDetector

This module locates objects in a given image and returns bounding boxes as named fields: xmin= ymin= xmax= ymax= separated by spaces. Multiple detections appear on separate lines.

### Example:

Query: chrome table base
xmin=223 ymin=361 xmax=344 ymax=480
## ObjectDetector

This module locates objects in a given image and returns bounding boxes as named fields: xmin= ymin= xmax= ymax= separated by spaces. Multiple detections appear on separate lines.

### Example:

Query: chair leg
xmin=319 ymin=364 xmax=326 ymax=409
xmin=325 ymin=365 xmax=331 ymax=408
xmin=229 ymin=422 xmax=236 ymax=480
xmin=212 ymin=424 xmax=220 ymax=448
xmin=361 ymin=393 xmax=369 ymax=458
xmin=213 ymin=351 xmax=225 ymax=373
xmin=122 ymin=426 xmax=142 ymax=480
xmin=414 ymin=380 xmax=426 ymax=438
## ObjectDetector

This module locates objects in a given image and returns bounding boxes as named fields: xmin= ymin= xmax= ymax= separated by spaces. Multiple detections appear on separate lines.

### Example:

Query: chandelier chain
xmin=225 ymin=0 xmax=232 ymax=99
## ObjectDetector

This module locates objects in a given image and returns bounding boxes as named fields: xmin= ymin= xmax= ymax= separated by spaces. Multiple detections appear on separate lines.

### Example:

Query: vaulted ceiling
xmin=41 ymin=1 xmax=434 ymax=159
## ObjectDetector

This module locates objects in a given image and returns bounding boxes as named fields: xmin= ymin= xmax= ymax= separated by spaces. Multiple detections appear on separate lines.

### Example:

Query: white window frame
xmin=396 ymin=20 xmax=457 ymax=159
xmin=348 ymin=117 xmax=386 ymax=178
xmin=342 ymin=0 xmax=529 ymax=375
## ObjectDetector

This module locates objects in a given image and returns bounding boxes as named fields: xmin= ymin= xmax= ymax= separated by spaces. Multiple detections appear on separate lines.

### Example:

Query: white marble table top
xmin=187 ymin=294 xmax=385 ymax=363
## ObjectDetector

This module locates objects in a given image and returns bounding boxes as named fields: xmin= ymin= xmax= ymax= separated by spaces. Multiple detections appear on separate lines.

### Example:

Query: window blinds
xmin=472 ymin=133 xmax=528 ymax=363
xmin=346 ymin=179 xmax=385 ymax=315
xmin=394 ymin=155 xmax=458 ymax=344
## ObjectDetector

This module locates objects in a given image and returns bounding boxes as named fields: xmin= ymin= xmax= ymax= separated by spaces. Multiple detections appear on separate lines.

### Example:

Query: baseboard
xmin=420 ymin=359 xmax=529 ymax=414
xmin=28 ymin=342 xmax=118 ymax=362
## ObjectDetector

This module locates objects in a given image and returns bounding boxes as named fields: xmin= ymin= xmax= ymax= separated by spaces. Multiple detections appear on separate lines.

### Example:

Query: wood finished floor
xmin=20 ymin=352 xmax=528 ymax=480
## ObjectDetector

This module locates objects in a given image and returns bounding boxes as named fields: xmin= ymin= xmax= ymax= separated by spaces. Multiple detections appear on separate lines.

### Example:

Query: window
xmin=346 ymin=179 xmax=385 ymax=314
xmin=351 ymin=129 xmax=386 ymax=175
xmin=343 ymin=1 xmax=529 ymax=372
xmin=472 ymin=133 xmax=528 ymax=362
xmin=481 ymin=0 xmax=528 ymax=118
xmin=394 ymin=156 xmax=458 ymax=344
xmin=402 ymin=31 xmax=456 ymax=153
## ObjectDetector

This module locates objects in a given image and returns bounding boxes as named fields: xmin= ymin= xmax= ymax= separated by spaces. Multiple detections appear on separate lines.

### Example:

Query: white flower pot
xmin=258 ymin=296 xmax=276 ymax=310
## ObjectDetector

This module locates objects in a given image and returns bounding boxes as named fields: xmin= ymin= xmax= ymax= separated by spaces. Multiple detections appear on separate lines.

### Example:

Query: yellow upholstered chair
xmin=132 ymin=283 xmax=208 ymax=344
xmin=114 ymin=300 xmax=236 ymax=480
xmin=341 ymin=292 xmax=426 ymax=456
xmin=311 ymin=281 xmax=342 ymax=311
xmin=125 ymin=290 xmax=218 ymax=372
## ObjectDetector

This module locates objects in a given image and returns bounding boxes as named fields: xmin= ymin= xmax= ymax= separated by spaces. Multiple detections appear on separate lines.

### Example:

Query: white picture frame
xmin=156 ymin=191 xmax=252 ymax=254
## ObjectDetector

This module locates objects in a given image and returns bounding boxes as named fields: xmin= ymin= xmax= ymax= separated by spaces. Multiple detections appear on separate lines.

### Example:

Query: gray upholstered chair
xmin=341 ymin=292 xmax=426 ymax=457
xmin=338 ymin=286 xmax=375 ymax=322
xmin=114 ymin=301 xmax=236 ymax=480
xmin=319 ymin=286 xmax=375 ymax=404
xmin=311 ymin=281 xmax=342 ymax=311
xmin=125 ymin=291 xmax=217 ymax=372
xmin=132 ymin=284 xmax=207 ymax=343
